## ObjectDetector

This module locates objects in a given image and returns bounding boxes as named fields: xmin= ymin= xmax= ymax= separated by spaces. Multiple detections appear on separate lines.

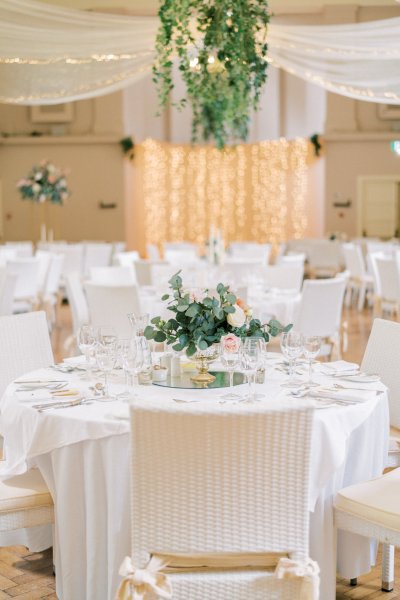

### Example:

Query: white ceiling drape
xmin=0 ymin=0 xmax=400 ymax=105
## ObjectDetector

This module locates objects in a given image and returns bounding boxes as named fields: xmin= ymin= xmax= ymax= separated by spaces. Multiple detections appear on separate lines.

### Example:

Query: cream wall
xmin=0 ymin=94 xmax=126 ymax=242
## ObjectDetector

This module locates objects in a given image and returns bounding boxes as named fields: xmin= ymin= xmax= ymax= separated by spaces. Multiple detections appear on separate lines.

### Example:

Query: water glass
xmin=303 ymin=335 xmax=321 ymax=386
xmin=220 ymin=337 xmax=242 ymax=400
xmin=241 ymin=338 xmax=263 ymax=401
xmin=121 ymin=337 xmax=144 ymax=399
xmin=280 ymin=331 xmax=303 ymax=387
xmin=95 ymin=342 xmax=117 ymax=400
xmin=77 ymin=324 xmax=98 ymax=378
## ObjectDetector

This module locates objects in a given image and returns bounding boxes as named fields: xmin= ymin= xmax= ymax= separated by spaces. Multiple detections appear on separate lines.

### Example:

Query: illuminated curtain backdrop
xmin=133 ymin=138 xmax=312 ymax=252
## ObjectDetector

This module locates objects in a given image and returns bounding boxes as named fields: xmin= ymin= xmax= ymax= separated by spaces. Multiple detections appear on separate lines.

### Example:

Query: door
xmin=358 ymin=177 xmax=400 ymax=238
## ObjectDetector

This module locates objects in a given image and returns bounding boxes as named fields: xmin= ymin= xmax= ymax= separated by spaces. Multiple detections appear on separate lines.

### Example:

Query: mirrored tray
xmin=153 ymin=371 xmax=246 ymax=390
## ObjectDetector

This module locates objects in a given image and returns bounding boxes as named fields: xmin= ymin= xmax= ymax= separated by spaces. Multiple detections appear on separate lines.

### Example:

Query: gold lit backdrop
xmin=129 ymin=137 xmax=316 ymax=255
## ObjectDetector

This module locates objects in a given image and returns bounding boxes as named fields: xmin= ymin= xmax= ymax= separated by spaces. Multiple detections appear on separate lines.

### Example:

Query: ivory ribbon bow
xmin=274 ymin=557 xmax=320 ymax=600
xmin=115 ymin=555 xmax=173 ymax=600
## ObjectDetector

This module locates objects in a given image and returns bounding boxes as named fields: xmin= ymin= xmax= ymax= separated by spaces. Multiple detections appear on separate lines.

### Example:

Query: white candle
xmin=48 ymin=228 xmax=54 ymax=242
xmin=40 ymin=223 xmax=47 ymax=242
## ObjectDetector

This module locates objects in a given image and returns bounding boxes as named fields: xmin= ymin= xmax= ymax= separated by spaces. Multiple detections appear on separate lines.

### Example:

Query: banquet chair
xmin=116 ymin=403 xmax=319 ymax=600
xmin=84 ymin=282 xmax=141 ymax=338
xmin=147 ymin=243 xmax=161 ymax=261
xmin=41 ymin=253 xmax=65 ymax=329
xmin=292 ymin=278 xmax=346 ymax=359
xmin=4 ymin=241 xmax=34 ymax=258
xmin=307 ymin=240 xmax=343 ymax=278
xmin=65 ymin=272 xmax=89 ymax=348
xmin=55 ymin=243 xmax=85 ymax=285
xmin=373 ymin=256 xmax=400 ymax=318
xmin=83 ymin=242 xmax=113 ymax=278
xmin=261 ymin=264 xmax=304 ymax=293
xmin=90 ymin=266 xmax=136 ymax=285
xmin=361 ymin=318 xmax=400 ymax=466
xmin=342 ymin=243 xmax=373 ymax=310
xmin=7 ymin=257 xmax=40 ymax=313
xmin=334 ymin=468 xmax=400 ymax=592
xmin=0 ymin=269 xmax=17 ymax=316
xmin=0 ymin=311 xmax=54 ymax=548
xmin=229 ymin=242 xmax=271 ymax=264
xmin=114 ymin=251 xmax=140 ymax=269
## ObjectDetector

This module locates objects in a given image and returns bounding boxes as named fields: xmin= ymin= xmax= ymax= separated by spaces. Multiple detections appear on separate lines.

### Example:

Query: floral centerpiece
xmin=145 ymin=272 xmax=291 ymax=383
xmin=17 ymin=160 xmax=70 ymax=205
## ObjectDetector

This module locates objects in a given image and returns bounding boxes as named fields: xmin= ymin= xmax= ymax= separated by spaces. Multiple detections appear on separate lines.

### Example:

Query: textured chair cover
xmin=84 ymin=282 xmax=141 ymax=338
xmin=83 ymin=243 xmax=113 ymax=278
xmin=7 ymin=258 xmax=40 ymax=304
xmin=90 ymin=266 xmax=136 ymax=286
xmin=0 ymin=270 xmax=17 ymax=316
xmin=65 ymin=272 xmax=89 ymax=338
xmin=121 ymin=402 xmax=315 ymax=599
xmin=0 ymin=311 xmax=54 ymax=399
xmin=292 ymin=278 xmax=346 ymax=339
xmin=260 ymin=264 xmax=304 ymax=293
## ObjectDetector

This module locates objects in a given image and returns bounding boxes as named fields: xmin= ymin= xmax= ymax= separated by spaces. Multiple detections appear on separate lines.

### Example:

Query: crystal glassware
xmin=280 ymin=331 xmax=304 ymax=388
xmin=220 ymin=337 xmax=242 ymax=400
xmin=116 ymin=338 xmax=132 ymax=399
xmin=77 ymin=324 xmax=98 ymax=379
xmin=95 ymin=341 xmax=117 ymax=400
xmin=121 ymin=336 xmax=144 ymax=399
xmin=241 ymin=338 xmax=263 ymax=401
xmin=302 ymin=335 xmax=322 ymax=386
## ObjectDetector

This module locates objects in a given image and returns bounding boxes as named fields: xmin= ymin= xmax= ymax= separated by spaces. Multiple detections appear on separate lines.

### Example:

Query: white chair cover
xmin=292 ymin=278 xmax=346 ymax=339
xmin=84 ymin=282 xmax=141 ymax=338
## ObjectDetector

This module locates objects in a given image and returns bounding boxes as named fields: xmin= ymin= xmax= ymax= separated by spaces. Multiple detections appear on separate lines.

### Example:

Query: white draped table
xmin=0 ymin=359 xmax=389 ymax=600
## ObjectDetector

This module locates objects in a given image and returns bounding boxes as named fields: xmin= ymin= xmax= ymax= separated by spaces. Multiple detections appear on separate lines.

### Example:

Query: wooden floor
xmin=1 ymin=303 xmax=399 ymax=599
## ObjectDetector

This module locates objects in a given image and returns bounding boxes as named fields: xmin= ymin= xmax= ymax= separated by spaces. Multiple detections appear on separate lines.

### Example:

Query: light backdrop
xmin=129 ymin=137 xmax=317 ymax=254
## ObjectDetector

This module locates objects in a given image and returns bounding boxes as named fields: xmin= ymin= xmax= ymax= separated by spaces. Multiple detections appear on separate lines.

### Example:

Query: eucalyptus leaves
xmin=153 ymin=0 xmax=270 ymax=149
xmin=144 ymin=272 xmax=290 ymax=357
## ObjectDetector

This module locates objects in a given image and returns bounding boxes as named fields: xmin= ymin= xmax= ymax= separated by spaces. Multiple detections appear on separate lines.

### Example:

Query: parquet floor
xmin=0 ymin=303 xmax=399 ymax=599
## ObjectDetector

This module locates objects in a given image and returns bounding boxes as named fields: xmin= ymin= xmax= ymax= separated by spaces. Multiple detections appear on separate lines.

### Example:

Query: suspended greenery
xmin=153 ymin=0 xmax=270 ymax=149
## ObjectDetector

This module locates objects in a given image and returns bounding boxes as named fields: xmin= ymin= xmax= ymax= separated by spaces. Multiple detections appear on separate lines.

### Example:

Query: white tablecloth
xmin=0 ymin=360 xmax=389 ymax=600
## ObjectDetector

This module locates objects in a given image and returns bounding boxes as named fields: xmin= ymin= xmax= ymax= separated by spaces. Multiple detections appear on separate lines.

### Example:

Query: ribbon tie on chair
xmin=115 ymin=555 xmax=173 ymax=600
xmin=274 ymin=557 xmax=320 ymax=600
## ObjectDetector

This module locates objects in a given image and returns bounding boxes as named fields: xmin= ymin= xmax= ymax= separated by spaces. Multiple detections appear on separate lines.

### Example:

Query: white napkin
xmin=310 ymin=389 xmax=372 ymax=404
xmin=319 ymin=360 xmax=359 ymax=375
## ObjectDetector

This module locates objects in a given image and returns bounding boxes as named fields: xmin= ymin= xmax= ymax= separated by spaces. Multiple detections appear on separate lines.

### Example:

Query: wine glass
xmin=95 ymin=341 xmax=117 ymax=400
xmin=128 ymin=313 xmax=149 ymax=336
xmin=303 ymin=335 xmax=321 ymax=386
xmin=99 ymin=326 xmax=117 ymax=348
xmin=121 ymin=337 xmax=144 ymax=399
xmin=77 ymin=324 xmax=98 ymax=378
xmin=220 ymin=336 xmax=242 ymax=401
xmin=116 ymin=338 xmax=132 ymax=399
xmin=280 ymin=331 xmax=304 ymax=388
xmin=241 ymin=338 xmax=262 ymax=402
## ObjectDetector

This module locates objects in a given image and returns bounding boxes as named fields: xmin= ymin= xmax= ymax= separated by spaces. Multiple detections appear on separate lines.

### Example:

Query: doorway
xmin=357 ymin=176 xmax=400 ymax=239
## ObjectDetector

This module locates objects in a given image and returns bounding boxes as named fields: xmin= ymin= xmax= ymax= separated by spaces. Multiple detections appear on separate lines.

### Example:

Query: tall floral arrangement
xmin=144 ymin=272 xmax=290 ymax=357
xmin=153 ymin=0 xmax=270 ymax=149
xmin=17 ymin=160 xmax=70 ymax=205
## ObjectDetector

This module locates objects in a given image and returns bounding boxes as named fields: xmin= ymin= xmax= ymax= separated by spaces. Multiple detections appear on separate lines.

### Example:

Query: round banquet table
xmin=0 ymin=357 xmax=390 ymax=600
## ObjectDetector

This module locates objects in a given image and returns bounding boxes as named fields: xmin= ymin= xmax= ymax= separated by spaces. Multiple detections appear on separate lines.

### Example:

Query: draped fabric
xmin=0 ymin=0 xmax=400 ymax=105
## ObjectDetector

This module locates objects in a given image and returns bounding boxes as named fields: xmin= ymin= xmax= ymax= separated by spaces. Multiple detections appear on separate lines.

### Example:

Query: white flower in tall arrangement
xmin=16 ymin=160 xmax=71 ymax=205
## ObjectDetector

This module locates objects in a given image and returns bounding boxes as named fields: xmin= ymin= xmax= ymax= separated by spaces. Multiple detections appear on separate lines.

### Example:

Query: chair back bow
xmin=275 ymin=557 xmax=320 ymax=600
xmin=115 ymin=555 xmax=172 ymax=600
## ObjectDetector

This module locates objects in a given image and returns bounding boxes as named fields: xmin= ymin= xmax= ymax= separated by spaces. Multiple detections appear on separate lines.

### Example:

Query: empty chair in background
xmin=90 ymin=266 xmax=135 ymax=285
xmin=83 ymin=242 xmax=113 ymax=278
xmin=342 ymin=243 xmax=374 ymax=311
xmin=276 ymin=252 xmax=306 ymax=267
xmin=292 ymin=277 xmax=346 ymax=359
xmin=229 ymin=242 xmax=271 ymax=264
xmin=0 ymin=269 xmax=17 ymax=316
xmin=53 ymin=243 xmax=85 ymax=285
xmin=369 ymin=254 xmax=400 ymax=318
xmin=113 ymin=251 xmax=140 ymax=268
xmin=65 ymin=272 xmax=90 ymax=348
xmin=260 ymin=264 xmax=304 ymax=293
xmin=0 ymin=247 xmax=17 ymax=266
xmin=35 ymin=250 xmax=52 ymax=299
xmin=4 ymin=241 xmax=34 ymax=258
xmin=7 ymin=257 xmax=40 ymax=313
xmin=111 ymin=241 xmax=126 ymax=262
xmin=41 ymin=253 xmax=65 ymax=328
xmin=366 ymin=240 xmax=397 ymax=257
xmin=307 ymin=240 xmax=343 ymax=278
xmin=84 ymin=282 xmax=141 ymax=338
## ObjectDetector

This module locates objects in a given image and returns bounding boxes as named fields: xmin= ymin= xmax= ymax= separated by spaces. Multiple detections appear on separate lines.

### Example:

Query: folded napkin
xmin=319 ymin=360 xmax=359 ymax=375
xmin=310 ymin=389 xmax=372 ymax=404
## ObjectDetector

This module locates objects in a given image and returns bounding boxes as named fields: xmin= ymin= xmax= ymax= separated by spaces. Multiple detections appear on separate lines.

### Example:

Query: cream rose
xmin=227 ymin=304 xmax=246 ymax=328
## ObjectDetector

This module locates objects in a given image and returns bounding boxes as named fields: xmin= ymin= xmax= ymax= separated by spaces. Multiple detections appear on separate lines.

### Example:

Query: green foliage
xmin=144 ymin=271 xmax=291 ymax=357
xmin=16 ymin=160 xmax=70 ymax=205
xmin=153 ymin=0 xmax=270 ymax=149
xmin=120 ymin=136 xmax=135 ymax=160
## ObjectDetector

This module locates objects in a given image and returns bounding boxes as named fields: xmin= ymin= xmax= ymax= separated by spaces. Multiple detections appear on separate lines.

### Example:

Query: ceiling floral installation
xmin=138 ymin=138 xmax=310 ymax=250
xmin=153 ymin=0 xmax=270 ymax=149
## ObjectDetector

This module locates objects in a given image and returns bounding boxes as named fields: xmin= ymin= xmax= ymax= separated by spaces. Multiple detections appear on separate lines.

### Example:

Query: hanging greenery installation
xmin=153 ymin=0 xmax=270 ymax=149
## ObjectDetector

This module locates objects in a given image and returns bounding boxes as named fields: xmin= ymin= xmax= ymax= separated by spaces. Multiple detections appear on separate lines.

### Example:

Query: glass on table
xmin=98 ymin=326 xmax=118 ymax=348
xmin=240 ymin=337 xmax=264 ymax=402
xmin=77 ymin=324 xmax=98 ymax=379
xmin=280 ymin=331 xmax=304 ymax=388
xmin=121 ymin=336 xmax=144 ymax=400
xmin=302 ymin=335 xmax=322 ymax=387
xmin=219 ymin=335 xmax=242 ymax=401
xmin=95 ymin=342 xmax=118 ymax=400
xmin=116 ymin=338 xmax=132 ymax=400
xmin=127 ymin=313 xmax=150 ymax=337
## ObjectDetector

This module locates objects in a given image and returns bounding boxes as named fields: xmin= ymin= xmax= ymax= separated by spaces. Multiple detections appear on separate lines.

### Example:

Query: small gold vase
xmin=190 ymin=345 xmax=219 ymax=385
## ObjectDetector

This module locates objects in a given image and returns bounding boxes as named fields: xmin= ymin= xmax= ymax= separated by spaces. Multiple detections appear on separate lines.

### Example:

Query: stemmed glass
xmin=95 ymin=339 xmax=117 ymax=400
xmin=77 ymin=324 xmax=98 ymax=379
xmin=121 ymin=337 xmax=144 ymax=400
xmin=99 ymin=326 xmax=117 ymax=347
xmin=220 ymin=335 xmax=242 ymax=401
xmin=127 ymin=313 xmax=149 ymax=336
xmin=303 ymin=335 xmax=321 ymax=387
xmin=116 ymin=338 xmax=132 ymax=400
xmin=280 ymin=331 xmax=304 ymax=388
xmin=241 ymin=338 xmax=263 ymax=402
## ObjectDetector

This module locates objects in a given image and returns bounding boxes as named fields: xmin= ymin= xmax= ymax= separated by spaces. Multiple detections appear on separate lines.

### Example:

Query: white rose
xmin=32 ymin=183 xmax=41 ymax=193
xmin=227 ymin=304 xmax=246 ymax=328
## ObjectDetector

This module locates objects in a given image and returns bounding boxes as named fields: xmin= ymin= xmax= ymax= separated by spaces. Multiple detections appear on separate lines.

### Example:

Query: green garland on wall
xmin=153 ymin=0 xmax=270 ymax=149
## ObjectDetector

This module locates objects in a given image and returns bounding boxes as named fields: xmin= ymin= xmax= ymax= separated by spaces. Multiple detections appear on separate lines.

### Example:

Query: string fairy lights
xmin=140 ymin=138 xmax=311 ymax=250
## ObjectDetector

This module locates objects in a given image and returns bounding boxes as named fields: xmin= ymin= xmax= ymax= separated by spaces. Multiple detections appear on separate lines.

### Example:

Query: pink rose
xmin=221 ymin=333 xmax=241 ymax=353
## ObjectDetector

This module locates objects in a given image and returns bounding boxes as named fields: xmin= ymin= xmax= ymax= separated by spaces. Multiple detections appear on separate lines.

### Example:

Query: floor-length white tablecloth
xmin=0 ymin=361 xmax=389 ymax=600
